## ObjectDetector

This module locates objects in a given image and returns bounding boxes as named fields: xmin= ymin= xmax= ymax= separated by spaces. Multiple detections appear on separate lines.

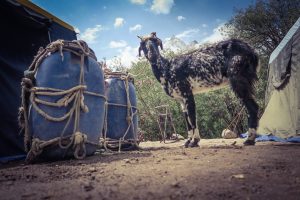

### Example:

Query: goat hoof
xmin=243 ymin=140 xmax=255 ymax=146
xmin=189 ymin=138 xmax=200 ymax=148
xmin=184 ymin=139 xmax=191 ymax=148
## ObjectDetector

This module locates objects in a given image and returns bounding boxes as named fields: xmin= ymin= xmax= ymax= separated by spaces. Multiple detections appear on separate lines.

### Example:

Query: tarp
xmin=0 ymin=0 xmax=76 ymax=158
xmin=240 ymin=133 xmax=300 ymax=143
xmin=257 ymin=17 xmax=300 ymax=137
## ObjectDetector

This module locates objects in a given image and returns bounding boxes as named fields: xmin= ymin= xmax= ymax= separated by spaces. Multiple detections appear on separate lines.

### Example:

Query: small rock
xmin=123 ymin=159 xmax=131 ymax=163
xmin=88 ymin=167 xmax=97 ymax=173
xmin=232 ymin=174 xmax=245 ymax=179
xmin=42 ymin=195 xmax=52 ymax=200
xmin=5 ymin=181 xmax=14 ymax=186
xmin=84 ymin=183 xmax=94 ymax=192
xmin=171 ymin=182 xmax=180 ymax=188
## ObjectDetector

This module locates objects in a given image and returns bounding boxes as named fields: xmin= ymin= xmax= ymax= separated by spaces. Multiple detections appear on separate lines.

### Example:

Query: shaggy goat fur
xmin=138 ymin=34 xmax=259 ymax=147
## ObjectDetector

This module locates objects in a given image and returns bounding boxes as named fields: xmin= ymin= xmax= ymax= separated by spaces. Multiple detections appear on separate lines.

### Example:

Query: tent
xmin=257 ymin=17 xmax=300 ymax=138
xmin=0 ymin=0 xmax=76 ymax=159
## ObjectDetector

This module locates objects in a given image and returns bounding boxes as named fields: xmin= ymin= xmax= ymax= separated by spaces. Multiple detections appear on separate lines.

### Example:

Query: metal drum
xmin=104 ymin=72 xmax=138 ymax=150
xmin=21 ymin=40 xmax=106 ymax=161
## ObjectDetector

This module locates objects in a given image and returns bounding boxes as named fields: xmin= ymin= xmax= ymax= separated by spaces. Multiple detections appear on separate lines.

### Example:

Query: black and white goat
xmin=138 ymin=33 xmax=259 ymax=147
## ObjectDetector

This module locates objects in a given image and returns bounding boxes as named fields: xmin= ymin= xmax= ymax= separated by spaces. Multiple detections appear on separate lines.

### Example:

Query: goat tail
xmin=223 ymin=39 xmax=259 ymax=99
xmin=253 ymin=52 xmax=260 ymax=74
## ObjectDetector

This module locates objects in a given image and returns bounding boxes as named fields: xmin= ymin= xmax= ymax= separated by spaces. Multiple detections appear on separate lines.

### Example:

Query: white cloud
xmin=176 ymin=29 xmax=200 ymax=39
xmin=129 ymin=24 xmax=142 ymax=32
xmin=201 ymin=24 xmax=226 ymax=44
xmin=109 ymin=40 xmax=128 ymax=48
xmin=107 ymin=46 xmax=139 ymax=68
xmin=202 ymin=23 xmax=208 ymax=28
xmin=130 ymin=0 xmax=146 ymax=5
xmin=114 ymin=18 xmax=125 ymax=28
xmin=78 ymin=25 xmax=103 ymax=43
xmin=151 ymin=0 xmax=174 ymax=14
xmin=177 ymin=16 xmax=186 ymax=22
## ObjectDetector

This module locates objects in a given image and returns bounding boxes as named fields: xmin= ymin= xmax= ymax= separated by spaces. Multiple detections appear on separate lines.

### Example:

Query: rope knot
xmin=80 ymin=95 xmax=89 ymax=113
xmin=73 ymin=131 xmax=87 ymax=147
xmin=72 ymin=132 xmax=87 ymax=159
xmin=48 ymin=40 xmax=64 ymax=61
xmin=21 ymin=78 xmax=34 ymax=91
xmin=30 ymin=138 xmax=43 ymax=156
xmin=126 ymin=116 xmax=132 ymax=124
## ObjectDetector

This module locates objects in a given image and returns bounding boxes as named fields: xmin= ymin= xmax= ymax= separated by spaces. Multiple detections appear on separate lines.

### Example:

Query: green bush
xmin=128 ymin=56 xmax=268 ymax=141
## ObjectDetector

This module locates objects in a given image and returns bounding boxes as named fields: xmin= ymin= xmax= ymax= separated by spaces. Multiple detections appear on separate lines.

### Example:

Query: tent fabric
xmin=265 ymin=17 xmax=300 ymax=103
xmin=240 ymin=133 xmax=300 ymax=143
xmin=257 ymin=78 xmax=298 ymax=138
xmin=0 ymin=1 xmax=76 ymax=157
xmin=258 ymin=17 xmax=300 ymax=138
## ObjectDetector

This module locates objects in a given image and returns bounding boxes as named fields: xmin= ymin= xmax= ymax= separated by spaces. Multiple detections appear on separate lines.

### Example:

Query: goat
xmin=138 ymin=33 xmax=259 ymax=147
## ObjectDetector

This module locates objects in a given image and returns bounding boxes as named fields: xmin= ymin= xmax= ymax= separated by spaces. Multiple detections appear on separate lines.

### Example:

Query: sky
xmin=31 ymin=0 xmax=255 ymax=67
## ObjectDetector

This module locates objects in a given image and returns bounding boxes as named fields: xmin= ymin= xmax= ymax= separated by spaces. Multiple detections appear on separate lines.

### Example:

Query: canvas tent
xmin=257 ymin=17 xmax=300 ymax=138
xmin=0 ymin=0 xmax=76 ymax=159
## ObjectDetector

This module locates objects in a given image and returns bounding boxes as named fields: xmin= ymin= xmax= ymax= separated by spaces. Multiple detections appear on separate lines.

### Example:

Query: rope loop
xmin=73 ymin=131 xmax=87 ymax=159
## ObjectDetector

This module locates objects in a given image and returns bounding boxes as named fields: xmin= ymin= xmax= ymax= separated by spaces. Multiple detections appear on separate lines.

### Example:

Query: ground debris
xmin=87 ymin=167 xmax=97 ymax=173
xmin=231 ymin=174 xmax=245 ymax=179
xmin=83 ymin=183 xmax=94 ymax=192
xmin=171 ymin=181 xmax=180 ymax=188
xmin=0 ymin=139 xmax=299 ymax=200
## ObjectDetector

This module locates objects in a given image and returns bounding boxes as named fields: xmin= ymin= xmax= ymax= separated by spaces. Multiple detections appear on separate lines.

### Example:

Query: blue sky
xmin=31 ymin=0 xmax=255 ymax=67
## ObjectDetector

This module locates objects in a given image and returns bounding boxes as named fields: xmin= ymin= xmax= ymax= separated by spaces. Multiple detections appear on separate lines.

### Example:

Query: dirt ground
xmin=0 ymin=138 xmax=300 ymax=200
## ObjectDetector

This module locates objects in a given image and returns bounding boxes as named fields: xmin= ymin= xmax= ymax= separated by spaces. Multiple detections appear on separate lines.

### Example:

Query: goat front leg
xmin=179 ymin=95 xmax=200 ymax=148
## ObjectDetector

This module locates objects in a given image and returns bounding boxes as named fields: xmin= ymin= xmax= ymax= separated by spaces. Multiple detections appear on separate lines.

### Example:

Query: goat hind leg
xmin=230 ymin=76 xmax=259 ymax=145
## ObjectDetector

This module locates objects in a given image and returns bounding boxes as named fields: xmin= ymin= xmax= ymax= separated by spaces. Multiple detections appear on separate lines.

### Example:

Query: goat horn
xmin=137 ymin=35 xmax=143 ymax=40
xmin=157 ymin=38 xmax=163 ymax=50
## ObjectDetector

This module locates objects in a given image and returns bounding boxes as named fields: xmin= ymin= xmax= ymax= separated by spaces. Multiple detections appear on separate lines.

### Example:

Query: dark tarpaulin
xmin=0 ymin=0 xmax=76 ymax=157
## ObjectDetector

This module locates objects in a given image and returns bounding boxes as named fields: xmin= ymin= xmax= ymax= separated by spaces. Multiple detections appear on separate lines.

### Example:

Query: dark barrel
xmin=22 ymin=40 xmax=105 ymax=160
xmin=104 ymin=72 xmax=138 ymax=150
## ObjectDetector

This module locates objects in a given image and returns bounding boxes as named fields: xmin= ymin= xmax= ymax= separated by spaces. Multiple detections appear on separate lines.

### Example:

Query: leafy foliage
xmin=127 ymin=57 xmax=267 ymax=140
xmin=108 ymin=0 xmax=298 ymax=140
xmin=223 ymin=0 xmax=300 ymax=56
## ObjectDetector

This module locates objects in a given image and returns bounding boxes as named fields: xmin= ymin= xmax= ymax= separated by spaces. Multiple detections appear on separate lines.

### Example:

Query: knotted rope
xmin=20 ymin=40 xmax=106 ymax=162
xmin=102 ymin=72 xmax=139 ymax=152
